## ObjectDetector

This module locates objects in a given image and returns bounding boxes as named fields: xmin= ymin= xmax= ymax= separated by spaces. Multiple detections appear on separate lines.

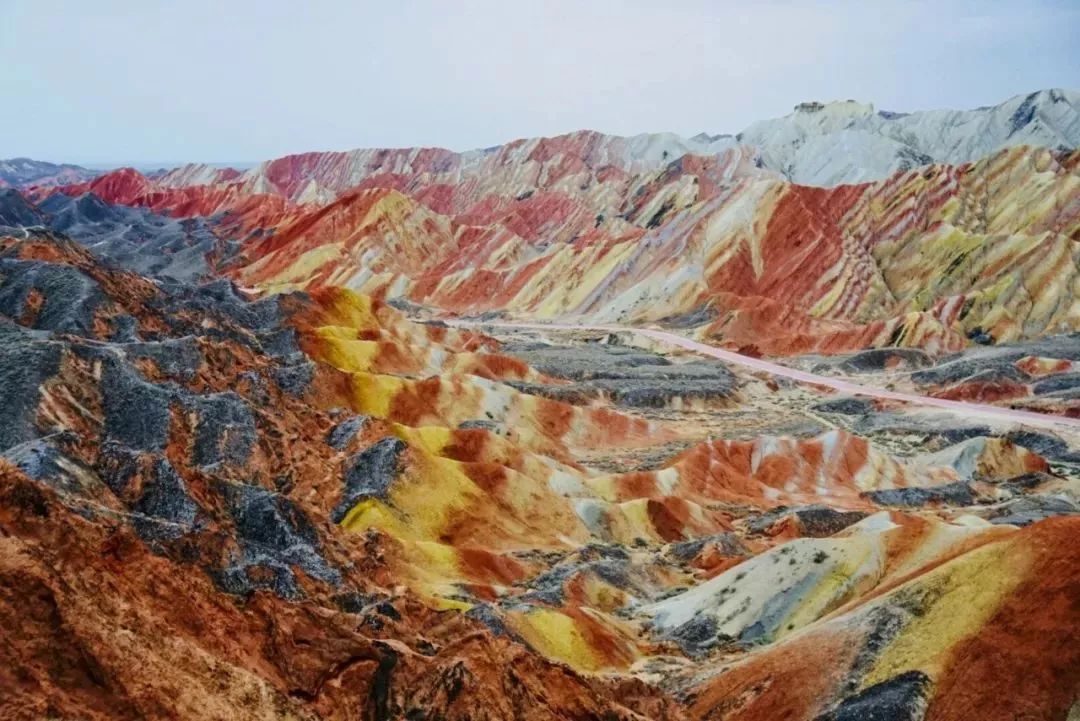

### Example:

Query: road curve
xmin=449 ymin=320 xmax=1080 ymax=432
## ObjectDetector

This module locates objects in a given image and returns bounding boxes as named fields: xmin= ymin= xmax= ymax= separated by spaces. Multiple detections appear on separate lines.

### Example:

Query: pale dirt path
xmin=449 ymin=320 xmax=1080 ymax=432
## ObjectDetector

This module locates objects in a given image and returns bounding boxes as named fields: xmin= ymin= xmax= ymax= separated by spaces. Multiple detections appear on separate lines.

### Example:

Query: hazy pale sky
xmin=2 ymin=0 xmax=1077 ymax=165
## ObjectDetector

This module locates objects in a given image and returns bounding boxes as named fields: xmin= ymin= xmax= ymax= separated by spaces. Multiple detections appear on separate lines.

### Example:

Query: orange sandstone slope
xmin=682 ymin=514 xmax=1080 ymax=721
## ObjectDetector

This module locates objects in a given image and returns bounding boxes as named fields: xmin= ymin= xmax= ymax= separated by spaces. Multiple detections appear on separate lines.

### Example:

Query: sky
xmin=1 ymin=0 xmax=1077 ymax=166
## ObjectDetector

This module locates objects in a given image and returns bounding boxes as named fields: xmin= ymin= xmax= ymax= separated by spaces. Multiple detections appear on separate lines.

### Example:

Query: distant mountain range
xmin=737 ymin=88 xmax=1080 ymax=184
xmin=0 ymin=157 xmax=98 ymax=189
xmin=4 ymin=88 xmax=1074 ymax=357
xmin=5 ymin=88 xmax=1078 ymax=192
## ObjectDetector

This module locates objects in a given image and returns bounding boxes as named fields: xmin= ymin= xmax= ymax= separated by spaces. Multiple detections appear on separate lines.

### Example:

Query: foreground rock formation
xmin=0 ymin=232 xmax=683 ymax=720
xmin=1 ymin=230 xmax=1077 ymax=720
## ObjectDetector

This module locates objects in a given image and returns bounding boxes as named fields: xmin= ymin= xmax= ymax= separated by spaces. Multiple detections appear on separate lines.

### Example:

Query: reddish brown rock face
xmin=0 ymin=469 xmax=691 ymax=721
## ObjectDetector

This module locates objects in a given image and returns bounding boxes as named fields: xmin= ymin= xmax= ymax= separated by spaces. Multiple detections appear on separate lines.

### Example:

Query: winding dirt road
xmin=450 ymin=320 xmax=1080 ymax=432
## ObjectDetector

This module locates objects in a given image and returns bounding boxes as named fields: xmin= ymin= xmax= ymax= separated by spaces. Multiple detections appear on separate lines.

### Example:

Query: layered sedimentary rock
xmin=36 ymin=144 xmax=1079 ymax=356
xmin=0 ymin=231 xmax=685 ymax=720
xmin=3 ymin=88 xmax=1080 ymax=720
xmin=21 ymin=90 xmax=1076 ymax=357
xmin=3 ymin=228 xmax=1077 ymax=720
xmin=210 ymin=88 xmax=1079 ymax=191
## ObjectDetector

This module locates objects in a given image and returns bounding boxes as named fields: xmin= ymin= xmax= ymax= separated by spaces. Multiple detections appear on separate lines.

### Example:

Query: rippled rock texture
xmin=0 ymin=231 xmax=686 ymax=720
xmin=7 ymin=91 xmax=1075 ymax=358
xmin=2 ymin=229 xmax=1077 ymax=720
xmin=2 ymin=88 xmax=1079 ymax=720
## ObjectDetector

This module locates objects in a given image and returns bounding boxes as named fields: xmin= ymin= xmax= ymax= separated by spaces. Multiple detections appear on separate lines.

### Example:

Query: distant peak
xmin=1029 ymin=88 xmax=1071 ymax=103
xmin=690 ymin=132 xmax=732 ymax=143
xmin=793 ymin=99 xmax=875 ymax=116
